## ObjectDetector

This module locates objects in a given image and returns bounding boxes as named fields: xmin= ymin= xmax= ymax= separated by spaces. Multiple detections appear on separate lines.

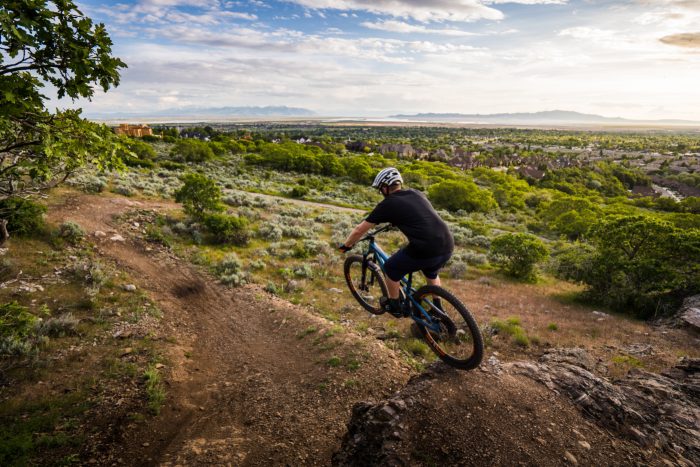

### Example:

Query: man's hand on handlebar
xmin=338 ymin=243 xmax=352 ymax=253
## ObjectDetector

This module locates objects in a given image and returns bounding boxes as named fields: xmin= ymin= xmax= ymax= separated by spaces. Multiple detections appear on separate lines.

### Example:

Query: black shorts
xmin=384 ymin=249 xmax=452 ymax=282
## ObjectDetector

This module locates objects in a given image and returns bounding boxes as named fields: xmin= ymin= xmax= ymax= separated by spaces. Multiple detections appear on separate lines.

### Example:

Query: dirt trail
xmin=49 ymin=193 xmax=665 ymax=466
xmin=51 ymin=193 xmax=409 ymax=465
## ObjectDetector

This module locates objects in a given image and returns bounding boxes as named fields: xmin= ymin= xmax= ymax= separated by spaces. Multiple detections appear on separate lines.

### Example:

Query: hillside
xmin=1 ymin=125 xmax=699 ymax=465
xmin=1 ymin=187 xmax=697 ymax=465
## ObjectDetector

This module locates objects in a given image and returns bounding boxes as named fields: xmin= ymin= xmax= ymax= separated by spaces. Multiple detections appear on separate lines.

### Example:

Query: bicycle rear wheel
xmin=412 ymin=285 xmax=484 ymax=370
xmin=343 ymin=255 xmax=388 ymax=314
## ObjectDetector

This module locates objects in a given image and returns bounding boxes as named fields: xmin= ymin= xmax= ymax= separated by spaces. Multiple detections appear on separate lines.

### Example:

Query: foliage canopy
xmin=0 ymin=0 xmax=128 ymax=206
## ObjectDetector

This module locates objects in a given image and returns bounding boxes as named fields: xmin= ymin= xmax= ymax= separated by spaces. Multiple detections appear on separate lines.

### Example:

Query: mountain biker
xmin=339 ymin=167 xmax=454 ymax=317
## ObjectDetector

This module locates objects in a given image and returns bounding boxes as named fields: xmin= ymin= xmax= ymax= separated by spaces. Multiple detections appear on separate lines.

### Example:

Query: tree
xmin=174 ymin=173 xmax=224 ymax=220
xmin=169 ymin=139 xmax=215 ymax=163
xmin=489 ymin=233 xmax=548 ymax=279
xmin=428 ymin=179 xmax=497 ymax=213
xmin=0 ymin=1 xmax=128 ymax=242
xmin=583 ymin=215 xmax=700 ymax=317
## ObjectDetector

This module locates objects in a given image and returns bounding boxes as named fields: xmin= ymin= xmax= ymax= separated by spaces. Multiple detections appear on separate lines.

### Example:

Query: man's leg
xmin=382 ymin=250 xmax=412 ymax=316
xmin=386 ymin=277 xmax=401 ymax=299
xmin=426 ymin=276 xmax=441 ymax=287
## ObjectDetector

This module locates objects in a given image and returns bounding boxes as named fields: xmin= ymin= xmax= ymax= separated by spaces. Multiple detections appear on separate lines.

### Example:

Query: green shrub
xmin=215 ymin=253 xmax=247 ymax=286
xmin=123 ymin=139 xmax=157 ymax=167
xmin=549 ymin=242 xmax=597 ymax=283
xmin=159 ymin=160 xmax=186 ymax=170
xmin=289 ymin=185 xmax=309 ymax=198
xmin=202 ymin=213 xmax=249 ymax=245
xmin=489 ymin=233 xmax=548 ymax=279
xmin=36 ymin=314 xmax=80 ymax=338
xmin=0 ymin=198 xmax=46 ymax=236
xmin=0 ymin=302 xmax=37 ymax=341
xmin=583 ymin=215 xmax=700 ymax=317
xmin=174 ymin=173 xmax=224 ymax=220
xmin=58 ymin=221 xmax=85 ymax=245
xmin=428 ymin=179 xmax=497 ymax=213
xmin=169 ymin=139 xmax=214 ymax=162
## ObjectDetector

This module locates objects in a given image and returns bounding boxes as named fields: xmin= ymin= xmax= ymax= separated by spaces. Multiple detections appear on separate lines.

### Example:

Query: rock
xmin=94 ymin=231 xmax=106 ymax=237
xmin=506 ymin=348 xmax=700 ymax=465
xmin=484 ymin=356 xmax=502 ymax=374
xmin=155 ymin=363 xmax=165 ymax=369
xmin=328 ymin=287 xmax=344 ymax=294
xmin=112 ymin=330 xmax=132 ymax=339
xmin=679 ymin=295 xmax=700 ymax=331
xmin=578 ymin=440 xmax=591 ymax=450
xmin=121 ymin=348 xmax=133 ymax=356
xmin=591 ymin=310 xmax=609 ymax=318
xmin=285 ymin=280 xmax=300 ymax=292
xmin=17 ymin=281 xmax=44 ymax=293
xmin=123 ymin=284 xmax=137 ymax=292
xmin=375 ymin=405 xmax=397 ymax=422
xmin=110 ymin=234 xmax=125 ymax=242
xmin=564 ymin=451 xmax=578 ymax=464
xmin=623 ymin=343 xmax=654 ymax=356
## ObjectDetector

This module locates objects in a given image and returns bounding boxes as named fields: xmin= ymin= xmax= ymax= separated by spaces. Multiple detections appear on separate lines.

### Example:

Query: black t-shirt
xmin=366 ymin=188 xmax=454 ymax=259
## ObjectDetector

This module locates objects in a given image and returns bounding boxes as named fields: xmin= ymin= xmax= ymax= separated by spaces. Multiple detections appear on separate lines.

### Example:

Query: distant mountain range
xmin=388 ymin=110 xmax=700 ymax=125
xmin=87 ymin=106 xmax=315 ymax=120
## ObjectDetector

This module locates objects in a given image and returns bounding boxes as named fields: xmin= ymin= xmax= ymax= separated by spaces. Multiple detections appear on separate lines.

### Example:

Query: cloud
xmin=484 ymin=0 xmax=565 ymax=4
xmin=284 ymin=0 xmax=504 ymax=23
xmin=659 ymin=32 xmax=700 ymax=48
xmin=361 ymin=20 xmax=478 ymax=36
xmin=558 ymin=27 xmax=615 ymax=40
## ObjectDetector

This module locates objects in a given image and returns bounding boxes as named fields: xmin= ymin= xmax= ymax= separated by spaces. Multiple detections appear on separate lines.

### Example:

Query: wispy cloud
xmin=284 ymin=0 xmax=503 ymax=23
xmin=660 ymin=32 xmax=700 ymax=48
xmin=361 ymin=20 xmax=479 ymax=37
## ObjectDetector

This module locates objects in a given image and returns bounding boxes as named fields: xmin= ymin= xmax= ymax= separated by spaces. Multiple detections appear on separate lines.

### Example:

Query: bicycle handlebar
xmin=359 ymin=224 xmax=394 ymax=242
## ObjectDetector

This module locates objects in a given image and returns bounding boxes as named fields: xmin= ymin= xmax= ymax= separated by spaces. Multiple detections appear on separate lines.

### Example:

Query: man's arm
xmin=342 ymin=221 xmax=375 ymax=249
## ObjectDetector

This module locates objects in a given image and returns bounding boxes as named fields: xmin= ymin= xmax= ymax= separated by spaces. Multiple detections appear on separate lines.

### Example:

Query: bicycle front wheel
xmin=413 ymin=285 xmax=484 ymax=370
xmin=343 ymin=255 xmax=388 ymax=315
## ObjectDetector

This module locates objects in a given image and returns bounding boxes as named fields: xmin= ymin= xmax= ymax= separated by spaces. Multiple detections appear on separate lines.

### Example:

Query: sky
xmin=54 ymin=0 xmax=700 ymax=120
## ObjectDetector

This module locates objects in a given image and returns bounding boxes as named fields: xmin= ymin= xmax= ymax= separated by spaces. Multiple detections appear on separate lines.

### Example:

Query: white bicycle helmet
xmin=371 ymin=167 xmax=403 ymax=189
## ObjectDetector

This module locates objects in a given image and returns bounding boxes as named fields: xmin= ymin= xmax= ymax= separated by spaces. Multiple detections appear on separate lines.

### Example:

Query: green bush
xmin=489 ymin=233 xmax=548 ymax=279
xmin=123 ymin=139 xmax=157 ymax=167
xmin=215 ymin=253 xmax=247 ymax=286
xmin=202 ymin=213 xmax=249 ymax=245
xmin=169 ymin=139 xmax=214 ymax=163
xmin=0 ymin=302 xmax=37 ymax=341
xmin=58 ymin=221 xmax=85 ymax=245
xmin=174 ymin=173 xmax=224 ymax=220
xmin=0 ymin=198 xmax=46 ymax=236
xmin=159 ymin=160 xmax=186 ymax=171
xmin=428 ymin=179 xmax=497 ymax=213
xmin=583 ymin=215 xmax=700 ymax=317
xmin=289 ymin=185 xmax=309 ymax=198
xmin=549 ymin=242 xmax=597 ymax=283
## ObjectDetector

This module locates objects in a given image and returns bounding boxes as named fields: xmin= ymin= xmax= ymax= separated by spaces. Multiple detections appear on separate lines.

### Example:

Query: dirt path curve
xmin=50 ymin=193 xmax=409 ymax=466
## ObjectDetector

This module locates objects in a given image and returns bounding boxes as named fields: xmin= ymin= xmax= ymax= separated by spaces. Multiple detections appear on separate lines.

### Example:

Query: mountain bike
xmin=343 ymin=225 xmax=484 ymax=370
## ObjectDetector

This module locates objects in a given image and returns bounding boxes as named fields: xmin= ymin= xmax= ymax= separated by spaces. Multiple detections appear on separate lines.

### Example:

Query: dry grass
xmin=447 ymin=273 xmax=699 ymax=372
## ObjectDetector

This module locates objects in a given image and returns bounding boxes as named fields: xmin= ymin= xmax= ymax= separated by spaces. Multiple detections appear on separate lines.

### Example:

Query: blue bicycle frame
xmin=360 ymin=226 xmax=445 ymax=334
